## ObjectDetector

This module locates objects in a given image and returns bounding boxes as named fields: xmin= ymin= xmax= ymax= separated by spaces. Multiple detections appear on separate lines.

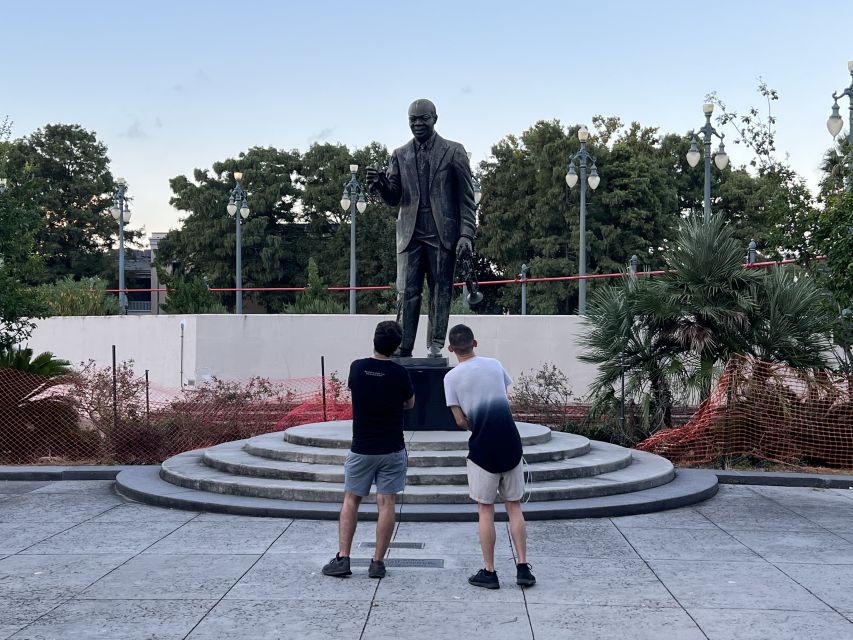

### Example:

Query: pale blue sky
xmin=3 ymin=0 xmax=852 ymax=239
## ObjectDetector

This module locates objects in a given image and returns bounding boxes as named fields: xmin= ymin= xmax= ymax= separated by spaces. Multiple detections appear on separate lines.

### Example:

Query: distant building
xmin=120 ymin=232 xmax=169 ymax=315
xmin=148 ymin=232 xmax=169 ymax=314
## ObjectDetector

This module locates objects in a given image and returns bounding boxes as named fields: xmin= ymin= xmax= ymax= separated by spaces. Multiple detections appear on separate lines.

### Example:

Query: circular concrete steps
xmin=201 ymin=440 xmax=633 ymax=485
xmin=116 ymin=421 xmax=718 ymax=520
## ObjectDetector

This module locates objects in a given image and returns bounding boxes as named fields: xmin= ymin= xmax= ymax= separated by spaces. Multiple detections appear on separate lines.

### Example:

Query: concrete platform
xmin=116 ymin=465 xmax=717 ymax=520
xmin=114 ymin=420 xmax=717 ymax=520
xmin=283 ymin=421 xmax=554 ymax=450
xmin=4 ymin=481 xmax=852 ymax=639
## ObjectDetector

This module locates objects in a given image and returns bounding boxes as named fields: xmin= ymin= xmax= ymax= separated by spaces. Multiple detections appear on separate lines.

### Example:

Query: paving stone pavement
xmin=1 ymin=481 xmax=852 ymax=639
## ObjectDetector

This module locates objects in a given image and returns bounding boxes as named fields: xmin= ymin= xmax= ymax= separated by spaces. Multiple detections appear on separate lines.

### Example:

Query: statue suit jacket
xmin=383 ymin=134 xmax=477 ymax=254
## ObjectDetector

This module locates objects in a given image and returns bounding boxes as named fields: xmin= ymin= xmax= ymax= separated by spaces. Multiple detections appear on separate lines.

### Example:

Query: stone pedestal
xmin=394 ymin=357 xmax=457 ymax=431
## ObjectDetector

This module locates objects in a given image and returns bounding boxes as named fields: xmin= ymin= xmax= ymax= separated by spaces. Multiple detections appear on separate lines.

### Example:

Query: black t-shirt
xmin=348 ymin=358 xmax=414 ymax=455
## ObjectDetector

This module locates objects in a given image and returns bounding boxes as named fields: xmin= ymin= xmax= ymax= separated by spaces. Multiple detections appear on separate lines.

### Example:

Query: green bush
xmin=287 ymin=257 xmax=346 ymax=314
xmin=39 ymin=276 xmax=121 ymax=316
xmin=160 ymin=275 xmax=226 ymax=314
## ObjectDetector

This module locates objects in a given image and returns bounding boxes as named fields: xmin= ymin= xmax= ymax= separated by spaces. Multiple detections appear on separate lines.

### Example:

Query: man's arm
xmin=453 ymin=145 xmax=477 ymax=242
xmin=403 ymin=394 xmax=415 ymax=410
xmin=367 ymin=152 xmax=402 ymax=207
xmin=449 ymin=405 xmax=470 ymax=431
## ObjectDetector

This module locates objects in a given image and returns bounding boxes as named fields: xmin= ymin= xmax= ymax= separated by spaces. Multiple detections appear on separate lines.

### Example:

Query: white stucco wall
xmin=25 ymin=314 xmax=599 ymax=396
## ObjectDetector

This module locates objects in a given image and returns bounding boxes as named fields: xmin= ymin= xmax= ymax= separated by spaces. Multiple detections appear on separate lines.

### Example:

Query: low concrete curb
xmin=716 ymin=470 xmax=853 ymax=489
xmin=113 ymin=466 xmax=719 ymax=521
xmin=3 ymin=465 xmax=852 ymax=488
xmin=0 ymin=465 xmax=140 ymax=481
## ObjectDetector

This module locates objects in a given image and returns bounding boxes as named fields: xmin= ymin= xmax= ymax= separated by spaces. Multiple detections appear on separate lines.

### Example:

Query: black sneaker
xmin=322 ymin=554 xmax=352 ymax=577
xmin=368 ymin=559 xmax=386 ymax=578
xmin=468 ymin=568 xmax=500 ymax=589
xmin=516 ymin=562 xmax=536 ymax=587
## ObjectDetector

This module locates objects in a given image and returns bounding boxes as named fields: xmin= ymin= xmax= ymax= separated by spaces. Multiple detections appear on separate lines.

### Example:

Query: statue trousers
xmin=396 ymin=239 xmax=455 ymax=356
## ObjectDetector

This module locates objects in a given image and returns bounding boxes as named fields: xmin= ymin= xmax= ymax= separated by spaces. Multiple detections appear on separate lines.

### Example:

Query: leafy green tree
xmin=0 ymin=125 xmax=46 ymax=346
xmin=477 ymin=119 xmax=681 ymax=314
xmin=286 ymin=257 xmax=346 ymax=313
xmin=158 ymin=143 xmax=399 ymax=314
xmin=707 ymin=83 xmax=821 ymax=260
xmin=0 ymin=270 xmax=44 ymax=348
xmin=155 ymin=146 xmax=305 ymax=312
xmin=299 ymin=142 xmax=397 ymax=312
xmin=160 ymin=275 xmax=227 ymax=314
xmin=590 ymin=120 xmax=679 ymax=274
xmin=812 ymin=190 xmax=853 ymax=371
xmin=4 ymin=124 xmax=135 ymax=283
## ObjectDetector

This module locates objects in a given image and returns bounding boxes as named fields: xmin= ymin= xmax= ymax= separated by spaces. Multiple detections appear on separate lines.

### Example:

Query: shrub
xmin=160 ymin=275 xmax=226 ymax=314
xmin=40 ymin=276 xmax=122 ymax=316
xmin=287 ymin=258 xmax=346 ymax=314
xmin=511 ymin=363 xmax=575 ymax=427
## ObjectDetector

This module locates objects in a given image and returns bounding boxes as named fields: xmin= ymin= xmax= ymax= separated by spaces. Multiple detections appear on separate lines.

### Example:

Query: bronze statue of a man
xmin=367 ymin=99 xmax=476 ymax=358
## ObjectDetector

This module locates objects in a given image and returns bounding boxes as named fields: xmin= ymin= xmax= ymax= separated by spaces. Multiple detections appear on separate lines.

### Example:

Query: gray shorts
xmin=344 ymin=449 xmax=407 ymax=497
xmin=467 ymin=458 xmax=525 ymax=504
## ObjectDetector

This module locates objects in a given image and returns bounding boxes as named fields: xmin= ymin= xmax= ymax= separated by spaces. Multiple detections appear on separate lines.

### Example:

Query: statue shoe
xmin=427 ymin=345 xmax=443 ymax=358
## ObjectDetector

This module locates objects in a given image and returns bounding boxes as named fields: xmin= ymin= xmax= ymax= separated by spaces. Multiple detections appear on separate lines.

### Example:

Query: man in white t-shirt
xmin=443 ymin=324 xmax=535 ymax=590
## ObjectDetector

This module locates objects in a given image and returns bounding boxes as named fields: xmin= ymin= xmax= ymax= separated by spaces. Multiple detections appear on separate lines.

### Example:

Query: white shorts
xmin=466 ymin=458 xmax=525 ymax=504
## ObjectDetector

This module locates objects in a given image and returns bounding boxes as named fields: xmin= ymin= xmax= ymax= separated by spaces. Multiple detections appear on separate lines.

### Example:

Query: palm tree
xmin=582 ymin=214 xmax=836 ymax=441
xmin=643 ymin=214 xmax=760 ymax=398
xmin=747 ymin=266 xmax=834 ymax=369
xmin=0 ymin=347 xmax=72 ymax=376
xmin=0 ymin=347 xmax=83 ymax=462
xmin=581 ymin=272 xmax=686 ymax=438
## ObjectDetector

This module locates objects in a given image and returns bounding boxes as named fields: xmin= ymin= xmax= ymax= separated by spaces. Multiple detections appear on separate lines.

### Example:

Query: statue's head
xmin=408 ymin=99 xmax=437 ymax=143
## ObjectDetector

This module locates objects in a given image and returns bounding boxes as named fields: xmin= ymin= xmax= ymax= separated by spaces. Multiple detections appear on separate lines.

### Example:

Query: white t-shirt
xmin=443 ymin=356 xmax=522 ymax=473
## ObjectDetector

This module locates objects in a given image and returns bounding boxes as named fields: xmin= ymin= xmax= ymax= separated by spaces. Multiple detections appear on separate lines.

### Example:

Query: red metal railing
xmin=107 ymin=256 xmax=825 ymax=294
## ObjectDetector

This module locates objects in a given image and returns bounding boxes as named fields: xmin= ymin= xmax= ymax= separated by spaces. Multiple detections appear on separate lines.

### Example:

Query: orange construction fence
xmin=638 ymin=354 xmax=853 ymax=469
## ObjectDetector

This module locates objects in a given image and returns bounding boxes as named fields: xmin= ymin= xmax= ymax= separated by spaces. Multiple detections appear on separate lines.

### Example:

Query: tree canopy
xmin=4 ymin=124 xmax=134 ymax=284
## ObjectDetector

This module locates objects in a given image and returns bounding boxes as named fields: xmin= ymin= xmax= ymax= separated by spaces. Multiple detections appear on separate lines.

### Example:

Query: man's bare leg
xmin=477 ymin=502 xmax=496 ymax=571
xmin=505 ymin=500 xmax=527 ymax=564
xmin=374 ymin=493 xmax=397 ymax=561
xmin=339 ymin=492 xmax=362 ymax=556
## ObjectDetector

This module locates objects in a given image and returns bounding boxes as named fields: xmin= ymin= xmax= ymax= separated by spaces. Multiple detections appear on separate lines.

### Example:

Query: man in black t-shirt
xmin=323 ymin=321 xmax=414 ymax=580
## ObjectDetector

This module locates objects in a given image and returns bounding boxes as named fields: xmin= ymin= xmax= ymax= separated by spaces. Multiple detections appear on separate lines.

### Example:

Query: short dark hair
xmin=448 ymin=324 xmax=475 ymax=355
xmin=374 ymin=320 xmax=403 ymax=356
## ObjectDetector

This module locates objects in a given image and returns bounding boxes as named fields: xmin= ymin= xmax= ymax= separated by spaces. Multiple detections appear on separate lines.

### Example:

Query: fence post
xmin=747 ymin=239 xmax=757 ymax=265
xmin=629 ymin=255 xmax=638 ymax=274
xmin=520 ymin=263 xmax=528 ymax=316
xmin=321 ymin=356 xmax=328 ymax=422
xmin=145 ymin=369 xmax=150 ymax=428
xmin=111 ymin=345 xmax=118 ymax=435
xmin=620 ymin=351 xmax=626 ymax=432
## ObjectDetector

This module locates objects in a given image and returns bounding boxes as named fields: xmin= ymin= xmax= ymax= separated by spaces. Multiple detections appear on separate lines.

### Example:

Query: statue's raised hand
xmin=366 ymin=165 xmax=385 ymax=192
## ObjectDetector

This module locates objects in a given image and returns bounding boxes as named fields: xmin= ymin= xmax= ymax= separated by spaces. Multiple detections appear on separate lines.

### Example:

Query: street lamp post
xmin=565 ymin=126 xmax=600 ymax=315
xmin=827 ymin=61 xmax=853 ymax=191
xmin=686 ymin=103 xmax=729 ymax=223
xmin=109 ymin=178 xmax=132 ymax=313
xmin=226 ymin=172 xmax=250 ymax=315
xmin=339 ymin=164 xmax=367 ymax=315
xmin=0 ymin=178 xmax=7 ymax=270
